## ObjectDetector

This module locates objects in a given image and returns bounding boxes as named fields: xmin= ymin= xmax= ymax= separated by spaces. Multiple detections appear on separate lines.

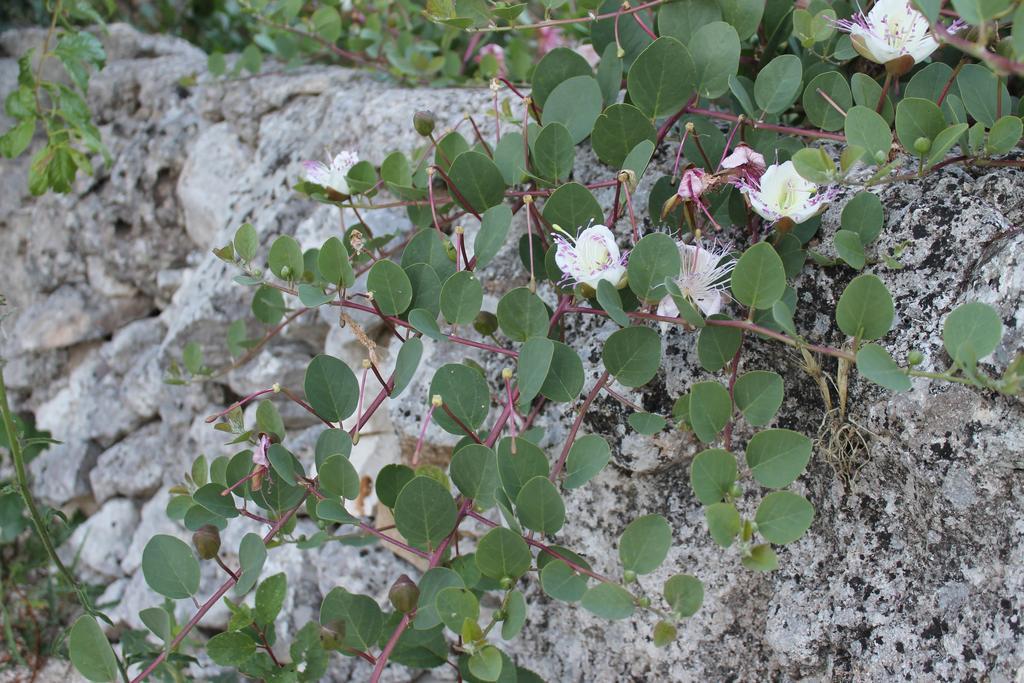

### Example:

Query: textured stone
xmin=90 ymin=421 xmax=170 ymax=503
xmin=59 ymin=498 xmax=139 ymax=581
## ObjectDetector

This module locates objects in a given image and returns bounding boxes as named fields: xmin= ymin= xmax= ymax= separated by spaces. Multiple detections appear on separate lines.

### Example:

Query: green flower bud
xmin=637 ymin=596 xmax=651 ymax=608
xmin=728 ymin=482 xmax=743 ymax=499
xmin=907 ymin=350 xmax=924 ymax=366
xmin=913 ymin=137 xmax=931 ymax=155
xmin=623 ymin=569 xmax=637 ymax=583
xmin=499 ymin=577 xmax=515 ymax=590
xmin=413 ymin=110 xmax=436 ymax=137
xmin=389 ymin=574 xmax=420 ymax=613
xmin=473 ymin=311 xmax=499 ymax=337
xmin=192 ymin=524 xmax=221 ymax=560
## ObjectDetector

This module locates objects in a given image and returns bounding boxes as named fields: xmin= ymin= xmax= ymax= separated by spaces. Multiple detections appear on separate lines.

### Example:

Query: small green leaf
xmin=319 ymin=454 xmax=360 ymax=500
xmin=597 ymin=280 xmax=630 ymax=326
xmin=235 ymin=533 xmax=267 ymax=595
xmin=390 ymin=337 xmax=424 ymax=398
xmin=844 ymin=106 xmax=892 ymax=164
xmin=627 ymin=232 xmax=680 ymax=303
xmin=429 ymin=364 xmax=491 ymax=435
xmin=835 ymin=230 xmax=866 ymax=270
xmin=986 ymin=115 xmax=1023 ymax=155
xmin=268 ymin=235 xmax=304 ymax=280
xmin=895 ymin=98 xmax=945 ymax=155
xmin=394 ymin=477 xmax=458 ymax=550
xmin=731 ymin=242 xmax=786 ymax=310
xmin=207 ymin=631 xmax=257 ymax=667
xmin=413 ymin=568 xmax=465 ymax=630
xmin=705 ymin=502 xmax=741 ymax=547
xmin=626 ymin=37 xmax=696 ymax=118
xmin=563 ymin=434 xmax=612 ymax=489
xmin=619 ymin=514 xmax=672 ymax=574
xmin=255 ymin=572 xmax=287 ymax=627
xmin=435 ymin=587 xmax=480 ymax=633
xmin=304 ymin=354 xmax=359 ymax=423
xmin=497 ymin=287 xmax=550 ymax=341
xmin=476 ymin=527 xmax=531 ymax=580
xmin=580 ymin=583 xmax=635 ymax=619
xmin=516 ymin=476 xmax=565 ymax=533
xmin=468 ymin=645 xmax=504 ymax=682
xmin=69 ymin=616 xmax=119 ymax=682
xmin=501 ymin=590 xmax=527 ymax=640
xmin=450 ymin=444 xmax=500 ymax=509
xmin=841 ymin=192 xmax=884 ymax=245
xmin=627 ymin=412 xmax=667 ymax=435
xmin=474 ymin=205 xmax=513 ymax=269
xmin=367 ymin=260 xmax=413 ymax=315
xmin=234 ymin=223 xmax=258 ymax=262
xmin=142 ymin=535 xmax=200 ymax=599
xmin=688 ymin=381 xmax=732 ymax=443
xmin=375 ymin=464 xmax=415 ymax=509
xmin=755 ymin=491 xmax=815 ymax=544
xmin=733 ymin=371 xmax=784 ymax=426
xmin=447 ymin=151 xmax=506 ymax=213
xmin=741 ymin=543 xmax=779 ymax=571
xmin=690 ymin=448 xmax=737 ymax=505
xmin=697 ymin=322 xmax=742 ymax=372
xmin=541 ymin=76 xmax=603 ymax=144
xmin=591 ymin=103 xmax=658 ymax=168
xmin=942 ymin=301 xmax=1003 ymax=364
xmin=540 ymin=559 xmax=588 ymax=602
xmin=318 ymin=236 xmax=354 ymax=288
xmin=745 ymin=429 xmax=812 ymax=489
xmin=835 ymin=274 xmax=894 ymax=340
xmin=754 ymin=55 xmax=802 ymax=115
xmin=663 ymin=574 xmax=703 ymax=617
xmin=603 ymin=326 xmax=662 ymax=387
xmin=440 ymin=271 xmax=483 ymax=325
xmin=856 ymin=343 xmax=912 ymax=392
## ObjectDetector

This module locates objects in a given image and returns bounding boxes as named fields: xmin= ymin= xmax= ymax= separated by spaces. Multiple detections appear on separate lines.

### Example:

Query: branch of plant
xmin=466 ymin=0 xmax=668 ymax=32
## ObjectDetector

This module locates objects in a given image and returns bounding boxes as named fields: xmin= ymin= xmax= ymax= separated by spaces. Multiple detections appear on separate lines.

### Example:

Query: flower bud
xmin=637 ymin=596 xmax=651 ymax=607
xmin=907 ymin=350 xmax=924 ymax=366
xmin=499 ymin=577 xmax=515 ymax=590
xmin=623 ymin=569 xmax=637 ymax=583
xmin=192 ymin=524 xmax=221 ymax=560
xmin=473 ymin=311 xmax=499 ymax=337
xmin=389 ymin=574 xmax=420 ymax=613
xmin=913 ymin=137 xmax=931 ymax=155
xmin=413 ymin=110 xmax=436 ymax=137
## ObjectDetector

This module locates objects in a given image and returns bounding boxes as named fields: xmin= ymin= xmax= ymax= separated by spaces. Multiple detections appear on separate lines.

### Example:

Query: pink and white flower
xmin=676 ymin=167 xmax=711 ymax=202
xmin=834 ymin=0 xmax=961 ymax=67
xmin=303 ymin=150 xmax=359 ymax=196
xmin=658 ymin=241 xmax=736 ymax=318
xmin=739 ymin=161 xmax=836 ymax=225
xmin=721 ymin=144 xmax=767 ymax=188
xmin=553 ymin=224 xmax=627 ymax=290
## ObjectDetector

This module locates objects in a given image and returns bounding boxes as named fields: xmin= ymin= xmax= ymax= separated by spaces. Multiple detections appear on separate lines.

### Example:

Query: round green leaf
xmin=705 ymin=502 xmax=741 ymax=547
xmin=429 ymin=364 xmax=491 ymax=435
xmin=435 ymin=587 xmax=480 ymax=633
xmin=541 ymin=182 xmax=605 ymax=235
xmin=835 ymin=274 xmax=894 ymax=340
xmin=406 ymin=263 xmax=443 ymax=317
xmin=841 ymin=191 xmax=884 ymax=245
xmin=69 ymin=616 xmax=119 ymax=682
xmin=251 ymin=285 xmax=286 ymax=325
xmin=689 ymin=381 xmax=731 ymax=443
xmin=627 ymin=37 xmax=695 ymax=118
xmin=497 ymin=287 xmax=550 ymax=341
xmin=895 ymin=98 xmax=945 ymax=155
xmin=375 ymin=464 xmax=415 ymax=509
xmin=741 ymin=543 xmax=779 ymax=571
xmin=319 ymin=588 xmax=383 ymax=650
xmin=531 ymin=47 xmax=592 ymax=108
xmin=233 ymin=223 xmax=258 ymax=263
xmin=268 ymin=235 xmax=304 ymax=280
xmin=627 ymin=232 xmax=681 ymax=303
xmin=207 ymin=631 xmax=257 ymax=667
xmin=689 ymin=21 xmax=740 ymax=99
xmin=697 ymin=321 xmax=743 ymax=372
xmin=663 ymin=574 xmax=703 ymax=617
xmin=319 ymin=454 xmax=360 ymax=499
xmin=541 ymin=76 xmax=603 ymax=144
xmin=474 ymin=205 xmax=513 ymax=269
xmin=476 ymin=527 xmax=531 ymax=580
xmin=844 ymin=106 xmax=892 ymax=164
xmin=142 ymin=534 xmax=200 ymax=599
xmin=942 ymin=301 xmax=1003 ymax=364
xmin=517 ymin=337 xmax=554 ymax=408
xmin=447 ymin=151 xmax=506 ymax=213
xmin=501 ymin=590 xmax=527 ymax=640
xmin=390 ymin=337 xmax=424 ymax=399
xmin=690 ymin=448 xmax=737 ymax=504
xmin=394 ymin=477 xmax=458 ymax=549
xmin=591 ymin=103 xmax=658 ymax=168
xmin=515 ymin=476 xmax=565 ymax=534
xmin=733 ymin=370 xmax=784 ymax=426
xmin=402 ymin=229 xmax=456 ymax=281
xmin=754 ymin=55 xmax=802 ymax=115
xmin=496 ymin=437 xmax=549 ymax=500
xmin=627 ymin=411 xmax=667 ymax=435
xmin=540 ymin=559 xmax=588 ymax=603
xmin=304 ymin=354 xmax=359 ymax=422
xmin=745 ymin=428 xmax=812 ymax=489
xmin=563 ymin=434 xmax=611 ymax=489
xmin=367 ymin=259 xmax=413 ymax=315
xmin=235 ymin=532 xmax=267 ymax=595
xmin=856 ymin=343 xmax=912 ymax=392
xmin=318 ymin=236 xmax=354 ymax=288
xmin=755 ymin=491 xmax=815 ymax=544
xmin=468 ymin=645 xmax=504 ymax=682
xmin=580 ymin=583 xmax=634 ymax=620
xmin=603 ymin=326 xmax=662 ymax=387
xmin=731 ymin=241 xmax=786 ymax=310
xmin=450 ymin=444 xmax=500 ymax=509
xmin=441 ymin=271 xmax=483 ymax=325
xmin=619 ymin=514 xmax=672 ymax=574
xmin=539 ymin=341 xmax=585 ymax=402
xmin=532 ymin=122 xmax=576 ymax=182
xmin=803 ymin=71 xmax=853 ymax=131
xmin=658 ymin=0 xmax=721 ymax=43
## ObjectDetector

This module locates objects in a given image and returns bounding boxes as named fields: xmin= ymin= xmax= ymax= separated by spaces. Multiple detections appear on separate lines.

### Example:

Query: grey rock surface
xmin=1 ymin=22 xmax=1022 ymax=683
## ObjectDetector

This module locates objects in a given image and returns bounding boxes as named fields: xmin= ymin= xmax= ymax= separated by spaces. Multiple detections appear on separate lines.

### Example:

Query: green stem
xmin=0 ymin=366 xmax=129 ymax=682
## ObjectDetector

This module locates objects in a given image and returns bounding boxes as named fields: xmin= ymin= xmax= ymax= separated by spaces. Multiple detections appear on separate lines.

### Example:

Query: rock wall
xmin=2 ymin=24 xmax=1023 ymax=682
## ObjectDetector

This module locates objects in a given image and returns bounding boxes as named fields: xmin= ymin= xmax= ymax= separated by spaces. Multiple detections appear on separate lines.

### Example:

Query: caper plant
xmin=8 ymin=0 xmax=1023 ymax=681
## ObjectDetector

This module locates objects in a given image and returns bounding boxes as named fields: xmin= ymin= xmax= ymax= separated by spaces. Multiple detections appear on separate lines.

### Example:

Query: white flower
xmin=721 ymin=144 xmax=767 ymax=187
xmin=834 ymin=0 xmax=956 ymax=67
xmin=658 ymin=241 xmax=735 ymax=318
xmin=739 ymin=161 xmax=836 ymax=225
xmin=676 ymin=167 xmax=710 ymax=202
xmin=303 ymin=150 xmax=359 ymax=195
xmin=553 ymin=224 xmax=626 ymax=290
